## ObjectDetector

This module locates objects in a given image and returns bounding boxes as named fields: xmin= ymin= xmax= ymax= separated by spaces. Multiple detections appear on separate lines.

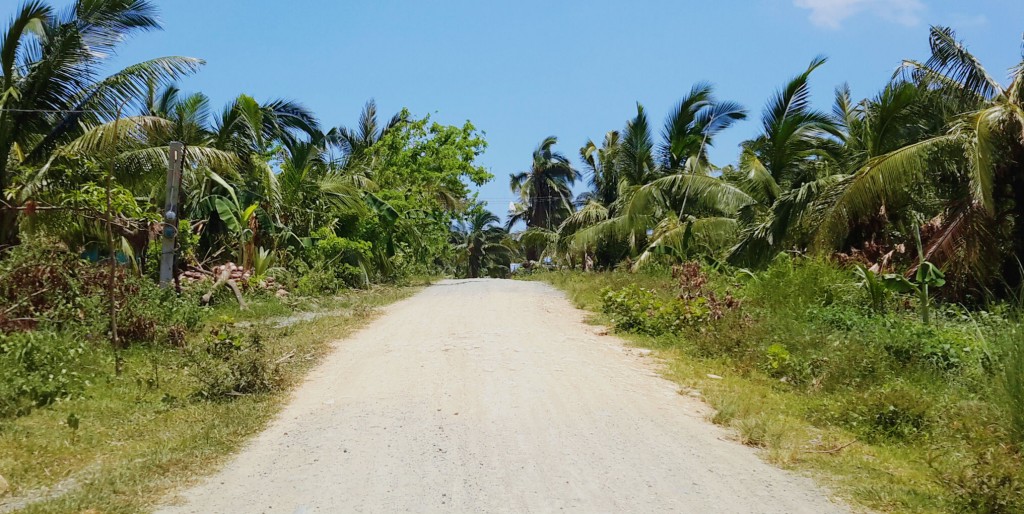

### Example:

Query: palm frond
xmin=628 ymin=172 xmax=757 ymax=218
xmin=635 ymin=215 xmax=738 ymax=269
xmin=619 ymin=103 xmax=656 ymax=186
xmin=816 ymin=134 xmax=958 ymax=247
xmin=738 ymin=149 xmax=781 ymax=206
xmin=2 ymin=1 xmax=52 ymax=83
xmin=55 ymin=115 xmax=171 ymax=156
xmin=918 ymin=26 xmax=1003 ymax=100
xmin=559 ymin=201 xmax=609 ymax=235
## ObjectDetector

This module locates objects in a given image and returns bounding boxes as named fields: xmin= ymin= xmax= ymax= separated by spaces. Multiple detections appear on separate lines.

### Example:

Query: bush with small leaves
xmin=600 ymin=284 xmax=710 ymax=336
xmin=882 ymin=322 xmax=982 ymax=372
xmin=845 ymin=387 xmax=933 ymax=442
xmin=188 ymin=325 xmax=282 ymax=400
xmin=0 ymin=331 xmax=88 ymax=417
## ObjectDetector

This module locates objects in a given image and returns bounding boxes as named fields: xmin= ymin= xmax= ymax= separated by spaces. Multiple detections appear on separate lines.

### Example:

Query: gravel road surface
xmin=158 ymin=279 xmax=849 ymax=513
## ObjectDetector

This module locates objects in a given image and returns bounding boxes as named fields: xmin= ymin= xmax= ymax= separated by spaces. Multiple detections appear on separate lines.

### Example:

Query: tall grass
xmin=1004 ymin=338 xmax=1024 ymax=446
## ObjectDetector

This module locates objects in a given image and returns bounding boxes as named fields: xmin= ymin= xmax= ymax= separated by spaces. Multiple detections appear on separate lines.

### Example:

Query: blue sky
xmin=36 ymin=0 xmax=1024 ymax=217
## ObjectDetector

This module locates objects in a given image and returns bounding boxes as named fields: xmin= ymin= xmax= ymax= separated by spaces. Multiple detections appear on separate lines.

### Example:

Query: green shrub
xmin=882 ymin=322 xmax=981 ymax=372
xmin=761 ymin=343 xmax=818 ymax=384
xmin=0 ymin=331 xmax=88 ymax=417
xmin=296 ymin=267 xmax=347 ymax=296
xmin=845 ymin=387 xmax=933 ymax=442
xmin=743 ymin=257 xmax=855 ymax=314
xmin=292 ymin=230 xmax=373 ymax=294
xmin=685 ymin=311 xmax=763 ymax=362
xmin=309 ymin=230 xmax=370 ymax=281
xmin=809 ymin=304 xmax=872 ymax=332
xmin=934 ymin=445 xmax=1024 ymax=513
xmin=764 ymin=343 xmax=792 ymax=375
xmin=1 ymin=240 xmax=203 ymax=346
xmin=189 ymin=325 xmax=281 ymax=400
xmin=600 ymin=284 xmax=709 ymax=336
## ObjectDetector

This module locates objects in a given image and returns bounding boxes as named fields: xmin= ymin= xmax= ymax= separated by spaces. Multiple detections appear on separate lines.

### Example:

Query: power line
xmin=0 ymin=107 xmax=121 ymax=114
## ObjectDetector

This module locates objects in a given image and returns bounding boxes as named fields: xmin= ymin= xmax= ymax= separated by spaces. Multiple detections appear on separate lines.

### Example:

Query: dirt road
xmin=159 ymin=279 xmax=848 ymax=513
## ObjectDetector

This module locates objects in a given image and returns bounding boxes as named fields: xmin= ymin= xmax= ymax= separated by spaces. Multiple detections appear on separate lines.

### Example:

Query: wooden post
xmin=160 ymin=142 xmax=185 ymax=287
xmin=108 ymin=104 xmax=126 ymax=375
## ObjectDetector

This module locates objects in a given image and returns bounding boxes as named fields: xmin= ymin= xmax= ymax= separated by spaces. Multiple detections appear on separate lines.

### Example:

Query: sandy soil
xmin=158 ymin=279 xmax=849 ymax=513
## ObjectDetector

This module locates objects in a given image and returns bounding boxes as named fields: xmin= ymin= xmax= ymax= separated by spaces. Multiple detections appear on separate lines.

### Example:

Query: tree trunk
xmin=525 ymin=246 xmax=540 ymax=262
xmin=524 ymin=179 xmax=547 ymax=262
xmin=468 ymin=251 xmax=480 ymax=278
xmin=0 ymin=147 xmax=18 ymax=249
xmin=1007 ymin=150 xmax=1024 ymax=292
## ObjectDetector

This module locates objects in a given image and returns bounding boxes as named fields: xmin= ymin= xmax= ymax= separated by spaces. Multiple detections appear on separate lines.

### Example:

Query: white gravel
xmin=158 ymin=279 xmax=849 ymax=513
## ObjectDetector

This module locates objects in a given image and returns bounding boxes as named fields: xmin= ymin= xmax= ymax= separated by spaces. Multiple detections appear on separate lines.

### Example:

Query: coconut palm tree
xmin=0 ymin=0 xmax=203 ymax=246
xmin=18 ymin=84 xmax=239 ymax=218
xmin=141 ymin=86 xmax=224 ymax=153
xmin=661 ymin=83 xmax=747 ymax=171
xmin=273 ymin=137 xmax=369 ymax=240
xmin=568 ymin=86 xmax=749 ymax=268
xmin=212 ymin=94 xmax=319 ymax=198
xmin=578 ymin=131 xmax=621 ymax=208
xmin=327 ymin=99 xmax=406 ymax=168
xmin=819 ymin=26 xmax=1024 ymax=291
xmin=740 ymin=57 xmax=838 ymax=189
xmin=812 ymin=81 xmax=948 ymax=255
xmin=727 ymin=57 xmax=843 ymax=266
xmin=508 ymin=136 xmax=578 ymax=233
xmin=452 ymin=209 xmax=513 ymax=278
xmin=617 ymin=105 xmax=659 ymax=189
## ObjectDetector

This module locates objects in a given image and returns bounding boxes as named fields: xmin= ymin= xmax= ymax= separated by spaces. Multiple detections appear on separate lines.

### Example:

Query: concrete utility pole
xmin=160 ymin=142 xmax=185 ymax=287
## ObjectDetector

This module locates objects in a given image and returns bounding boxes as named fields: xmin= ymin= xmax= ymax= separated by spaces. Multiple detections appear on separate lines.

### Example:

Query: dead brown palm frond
xmin=921 ymin=201 xmax=999 ymax=282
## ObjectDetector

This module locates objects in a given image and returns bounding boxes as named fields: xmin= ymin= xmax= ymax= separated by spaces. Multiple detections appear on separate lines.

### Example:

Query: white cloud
xmin=794 ymin=0 xmax=925 ymax=29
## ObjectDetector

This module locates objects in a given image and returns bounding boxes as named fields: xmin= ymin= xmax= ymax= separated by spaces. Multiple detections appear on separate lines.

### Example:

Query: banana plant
xmin=854 ymin=264 xmax=889 ymax=314
xmin=879 ymin=227 xmax=946 ymax=324
xmin=212 ymin=185 xmax=259 ymax=270
xmin=881 ymin=262 xmax=946 ymax=325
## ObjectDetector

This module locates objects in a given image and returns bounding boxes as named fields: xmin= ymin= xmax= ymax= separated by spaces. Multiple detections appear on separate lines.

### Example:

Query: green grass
xmin=0 ymin=285 xmax=420 ymax=514
xmin=528 ymin=265 xmax=1024 ymax=513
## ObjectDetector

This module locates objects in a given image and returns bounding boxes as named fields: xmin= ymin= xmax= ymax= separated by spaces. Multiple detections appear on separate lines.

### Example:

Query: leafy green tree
xmin=357 ymin=111 xmax=491 ymax=276
xmin=367 ymin=112 xmax=490 ymax=206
